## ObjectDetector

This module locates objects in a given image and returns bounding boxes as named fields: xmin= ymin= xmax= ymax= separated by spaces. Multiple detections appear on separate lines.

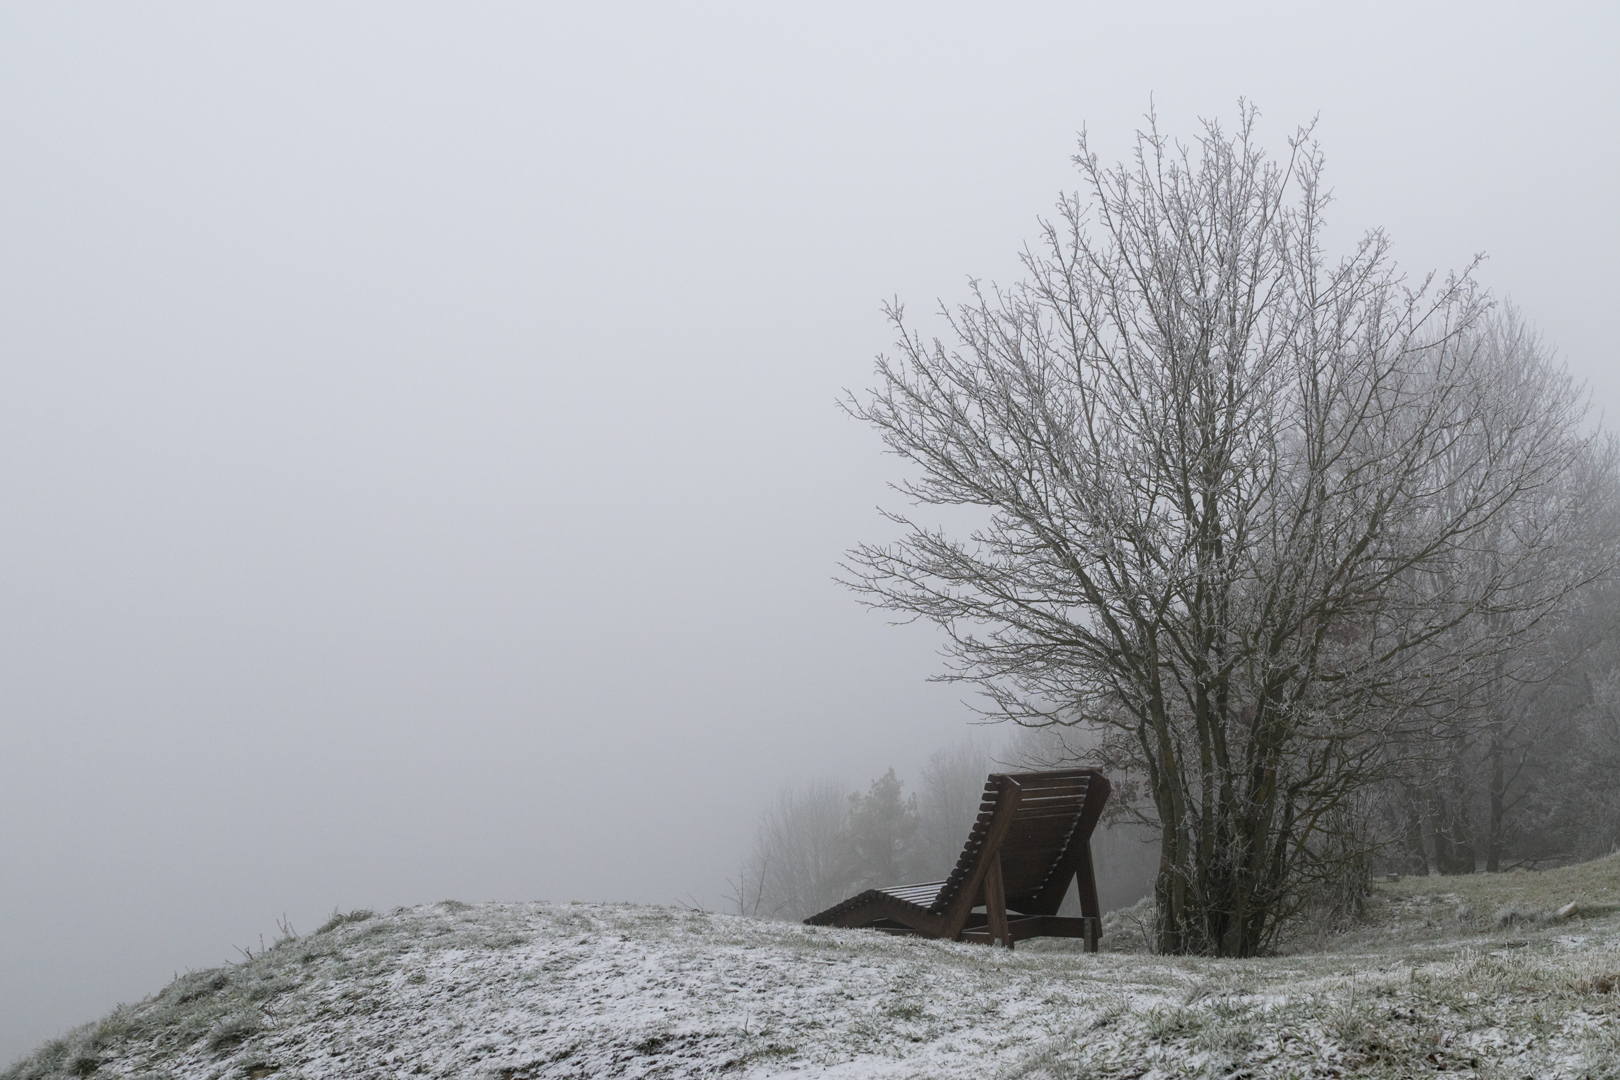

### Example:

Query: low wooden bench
xmin=804 ymin=768 xmax=1110 ymax=950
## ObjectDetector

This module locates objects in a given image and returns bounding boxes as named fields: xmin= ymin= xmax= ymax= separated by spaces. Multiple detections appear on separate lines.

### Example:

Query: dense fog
xmin=3 ymin=1 xmax=1617 ymax=1064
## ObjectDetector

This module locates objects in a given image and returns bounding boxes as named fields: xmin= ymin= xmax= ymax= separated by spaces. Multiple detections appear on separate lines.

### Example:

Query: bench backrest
xmin=930 ymin=768 xmax=1109 ymax=917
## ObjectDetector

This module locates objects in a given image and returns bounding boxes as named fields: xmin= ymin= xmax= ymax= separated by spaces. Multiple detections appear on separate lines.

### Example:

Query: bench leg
xmin=983 ymin=850 xmax=1012 ymax=949
xmin=1075 ymin=858 xmax=1101 ymax=953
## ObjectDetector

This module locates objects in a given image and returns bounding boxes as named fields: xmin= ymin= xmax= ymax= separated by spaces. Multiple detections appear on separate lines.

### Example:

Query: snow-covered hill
xmin=7 ymin=888 xmax=1620 ymax=1079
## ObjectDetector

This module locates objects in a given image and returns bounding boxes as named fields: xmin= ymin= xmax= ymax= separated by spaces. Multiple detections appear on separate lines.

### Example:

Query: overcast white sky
xmin=2 ymin=1 xmax=1616 ymax=1064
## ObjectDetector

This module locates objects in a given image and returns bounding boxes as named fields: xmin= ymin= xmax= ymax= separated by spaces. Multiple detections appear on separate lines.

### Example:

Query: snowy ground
xmin=7 ymin=891 xmax=1620 ymax=1079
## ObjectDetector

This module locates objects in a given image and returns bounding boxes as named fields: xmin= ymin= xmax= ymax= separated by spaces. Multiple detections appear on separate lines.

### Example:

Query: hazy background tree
xmin=1383 ymin=571 xmax=1620 ymax=876
xmin=731 ymin=772 xmax=924 ymax=921
xmin=913 ymin=737 xmax=997 ymax=880
xmin=836 ymin=769 xmax=922 ymax=891
xmin=1568 ymin=661 xmax=1620 ymax=855
xmin=731 ymin=780 xmax=851 ymax=920
xmin=842 ymin=106 xmax=1613 ymax=955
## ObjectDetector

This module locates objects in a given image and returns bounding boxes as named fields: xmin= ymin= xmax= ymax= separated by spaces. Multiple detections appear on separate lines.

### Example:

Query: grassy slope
xmin=1379 ymin=855 xmax=1620 ymax=922
xmin=6 ymin=858 xmax=1620 ymax=1080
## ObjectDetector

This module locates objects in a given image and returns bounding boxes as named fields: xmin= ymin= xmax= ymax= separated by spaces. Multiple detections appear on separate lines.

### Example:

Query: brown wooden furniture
xmin=804 ymin=768 xmax=1110 ymax=950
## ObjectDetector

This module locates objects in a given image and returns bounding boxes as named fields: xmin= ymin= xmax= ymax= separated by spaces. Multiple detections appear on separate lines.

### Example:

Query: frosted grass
xmin=6 ymin=896 xmax=1619 ymax=1079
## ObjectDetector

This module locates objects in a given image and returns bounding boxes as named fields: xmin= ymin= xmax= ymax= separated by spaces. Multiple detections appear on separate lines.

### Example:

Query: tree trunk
xmin=1403 ymin=783 xmax=1429 ymax=876
xmin=1487 ymin=716 xmax=1506 ymax=872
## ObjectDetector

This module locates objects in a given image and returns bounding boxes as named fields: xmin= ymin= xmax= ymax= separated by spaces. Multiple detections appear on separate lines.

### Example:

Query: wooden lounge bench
xmin=804 ymin=768 xmax=1110 ymax=950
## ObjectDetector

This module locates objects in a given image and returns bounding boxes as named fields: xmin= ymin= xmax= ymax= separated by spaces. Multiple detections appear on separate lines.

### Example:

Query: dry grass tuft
xmin=1576 ymin=972 xmax=1619 ymax=995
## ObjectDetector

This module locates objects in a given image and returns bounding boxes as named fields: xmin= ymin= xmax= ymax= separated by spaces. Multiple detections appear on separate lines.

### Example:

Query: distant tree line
xmin=1378 ymin=578 xmax=1620 ymax=876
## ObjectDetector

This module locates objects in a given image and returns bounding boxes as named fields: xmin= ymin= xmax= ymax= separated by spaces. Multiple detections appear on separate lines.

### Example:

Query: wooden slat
xmin=1016 ymin=779 xmax=1091 ymax=794
xmin=1015 ymin=791 xmax=1087 ymax=806
xmin=885 ymin=881 xmax=946 ymax=895
xmin=1014 ymin=791 xmax=1089 ymax=806
xmin=1017 ymin=773 xmax=1092 ymax=787
xmin=1015 ymin=786 xmax=1090 ymax=802
xmin=1014 ymin=799 xmax=1086 ymax=813
xmin=1012 ymin=809 xmax=1083 ymax=823
xmin=1013 ymin=800 xmax=1084 ymax=815
xmin=1019 ymin=782 xmax=1089 ymax=793
xmin=881 ymin=881 xmax=946 ymax=905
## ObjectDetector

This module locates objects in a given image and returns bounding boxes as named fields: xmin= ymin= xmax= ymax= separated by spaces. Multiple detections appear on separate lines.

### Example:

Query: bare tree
xmin=733 ymin=780 xmax=851 ymax=921
xmin=913 ymin=738 xmax=995 ymax=880
xmin=842 ymin=105 xmax=1611 ymax=955
xmin=734 ymin=771 xmax=926 ymax=921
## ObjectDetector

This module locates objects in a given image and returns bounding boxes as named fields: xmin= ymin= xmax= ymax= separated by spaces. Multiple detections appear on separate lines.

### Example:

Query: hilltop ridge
xmin=8 ymin=858 xmax=1620 ymax=1079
